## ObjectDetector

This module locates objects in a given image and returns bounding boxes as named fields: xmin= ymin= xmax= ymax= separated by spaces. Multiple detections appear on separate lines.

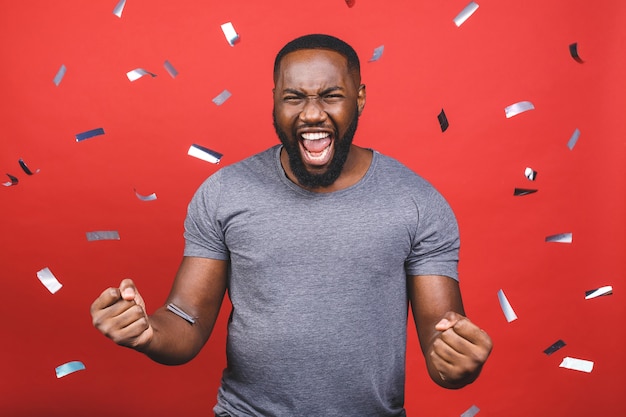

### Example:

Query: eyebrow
xmin=281 ymin=86 xmax=345 ymax=96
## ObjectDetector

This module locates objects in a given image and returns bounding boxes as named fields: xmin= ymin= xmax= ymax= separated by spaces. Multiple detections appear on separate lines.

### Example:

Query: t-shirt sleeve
xmin=183 ymin=173 xmax=230 ymax=260
xmin=405 ymin=186 xmax=460 ymax=281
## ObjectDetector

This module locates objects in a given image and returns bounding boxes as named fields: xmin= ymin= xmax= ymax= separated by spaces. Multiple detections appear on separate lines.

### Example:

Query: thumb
xmin=435 ymin=311 xmax=465 ymax=331
xmin=120 ymin=278 xmax=147 ymax=310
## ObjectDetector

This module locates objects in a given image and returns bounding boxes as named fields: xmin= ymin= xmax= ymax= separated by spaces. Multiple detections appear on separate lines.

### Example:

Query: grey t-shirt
xmin=184 ymin=145 xmax=459 ymax=417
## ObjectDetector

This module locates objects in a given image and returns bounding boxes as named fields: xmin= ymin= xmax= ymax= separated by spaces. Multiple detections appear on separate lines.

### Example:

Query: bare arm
xmin=90 ymin=256 xmax=228 ymax=365
xmin=408 ymin=274 xmax=492 ymax=389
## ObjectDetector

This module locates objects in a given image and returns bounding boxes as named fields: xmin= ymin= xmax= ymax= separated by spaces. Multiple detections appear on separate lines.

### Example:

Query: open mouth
xmin=299 ymin=131 xmax=333 ymax=165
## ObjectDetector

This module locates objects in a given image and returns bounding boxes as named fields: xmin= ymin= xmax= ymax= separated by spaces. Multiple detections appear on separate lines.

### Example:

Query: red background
xmin=1 ymin=1 xmax=624 ymax=416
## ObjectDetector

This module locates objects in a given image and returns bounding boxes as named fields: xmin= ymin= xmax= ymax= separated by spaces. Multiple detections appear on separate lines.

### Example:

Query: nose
xmin=299 ymin=96 xmax=327 ymax=123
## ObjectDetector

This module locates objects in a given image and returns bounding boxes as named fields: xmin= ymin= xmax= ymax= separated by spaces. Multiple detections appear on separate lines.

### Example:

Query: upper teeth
xmin=301 ymin=132 xmax=329 ymax=140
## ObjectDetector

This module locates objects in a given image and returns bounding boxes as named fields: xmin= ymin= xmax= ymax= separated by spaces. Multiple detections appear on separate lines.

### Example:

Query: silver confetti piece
xmin=163 ymin=60 xmax=178 ymax=78
xmin=461 ymin=405 xmax=480 ymax=417
xmin=585 ymin=285 xmax=613 ymax=299
xmin=368 ymin=45 xmax=384 ymax=62
xmin=166 ymin=303 xmax=196 ymax=324
xmin=544 ymin=339 xmax=566 ymax=355
xmin=505 ymin=101 xmax=535 ymax=118
xmin=567 ymin=128 xmax=580 ymax=150
xmin=437 ymin=109 xmax=449 ymax=132
xmin=454 ymin=1 xmax=479 ymax=27
xmin=221 ymin=22 xmax=239 ymax=46
xmin=126 ymin=68 xmax=157 ymax=82
xmin=545 ymin=233 xmax=572 ymax=243
xmin=569 ymin=42 xmax=584 ymax=63
xmin=113 ymin=0 xmax=126 ymax=18
xmin=53 ymin=64 xmax=66 ymax=86
xmin=559 ymin=357 xmax=593 ymax=373
xmin=2 ymin=173 xmax=19 ymax=187
xmin=134 ymin=188 xmax=157 ymax=201
xmin=497 ymin=289 xmax=517 ymax=322
xmin=75 ymin=127 xmax=105 ymax=142
xmin=19 ymin=158 xmax=40 ymax=175
xmin=524 ymin=167 xmax=537 ymax=181
xmin=212 ymin=89 xmax=232 ymax=106
xmin=513 ymin=188 xmax=537 ymax=196
xmin=55 ymin=361 xmax=86 ymax=378
xmin=36 ymin=267 xmax=63 ymax=294
xmin=188 ymin=144 xmax=223 ymax=164
xmin=86 ymin=231 xmax=120 ymax=241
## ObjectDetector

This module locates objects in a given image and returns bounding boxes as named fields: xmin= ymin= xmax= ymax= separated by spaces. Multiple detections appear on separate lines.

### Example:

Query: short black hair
xmin=273 ymin=34 xmax=361 ymax=82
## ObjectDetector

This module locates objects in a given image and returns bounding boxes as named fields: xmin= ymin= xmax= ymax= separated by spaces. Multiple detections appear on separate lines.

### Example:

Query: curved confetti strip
xmin=134 ymin=188 xmax=157 ymax=201
xmin=55 ymin=361 xmax=86 ymax=378
xmin=19 ymin=158 xmax=40 ymax=175
xmin=188 ymin=144 xmax=223 ymax=164
xmin=585 ymin=285 xmax=612 ymax=299
xmin=569 ymin=42 xmax=584 ymax=63
xmin=2 ymin=173 xmax=19 ymax=187
xmin=126 ymin=68 xmax=157 ymax=82
xmin=113 ymin=0 xmax=126 ymax=18
xmin=504 ymin=101 xmax=535 ymax=118
xmin=497 ymin=289 xmax=517 ymax=322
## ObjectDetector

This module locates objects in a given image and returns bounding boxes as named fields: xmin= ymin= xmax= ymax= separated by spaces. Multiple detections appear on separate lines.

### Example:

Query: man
xmin=91 ymin=34 xmax=492 ymax=416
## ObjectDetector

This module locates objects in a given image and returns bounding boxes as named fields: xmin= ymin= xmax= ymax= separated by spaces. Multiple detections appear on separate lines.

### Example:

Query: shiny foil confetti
xmin=86 ymin=231 xmax=120 ymax=241
xmin=164 ymin=60 xmax=178 ymax=78
xmin=53 ymin=64 xmax=66 ymax=86
xmin=55 ymin=361 xmax=86 ymax=378
xmin=126 ymin=68 xmax=157 ymax=82
xmin=559 ymin=357 xmax=593 ymax=373
xmin=368 ymin=45 xmax=384 ymax=62
xmin=514 ymin=188 xmax=537 ymax=196
xmin=585 ymin=285 xmax=613 ymax=299
xmin=188 ymin=144 xmax=223 ymax=164
xmin=454 ymin=1 xmax=479 ymax=27
xmin=569 ymin=42 xmax=584 ymax=63
xmin=134 ymin=188 xmax=157 ymax=201
xmin=113 ymin=0 xmax=126 ymax=18
xmin=36 ymin=267 xmax=63 ymax=294
xmin=461 ymin=405 xmax=480 ymax=417
xmin=75 ymin=128 xmax=105 ymax=142
xmin=505 ymin=101 xmax=535 ymax=118
xmin=19 ymin=158 xmax=40 ymax=175
xmin=497 ymin=289 xmax=518 ymax=322
xmin=524 ymin=167 xmax=537 ymax=181
xmin=543 ymin=339 xmax=566 ymax=355
xmin=567 ymin=128 xmax=580 ymax=150
xmin=545 ymin=233 xmax=572 ymax=243
xmin=345 ymin=0 xmax=356 ymax=7
xmin=212 ymin=89 xmax=232 ymax=106
xmin=167 ymin=303 xmax=196 ymax=324
xmin=437 ymin=109 xmax=449 ymax=132
xmin=221 ymin=22 xmax=239 ymax=46
xmin=2 ymin=173 xmax=19 ymax=187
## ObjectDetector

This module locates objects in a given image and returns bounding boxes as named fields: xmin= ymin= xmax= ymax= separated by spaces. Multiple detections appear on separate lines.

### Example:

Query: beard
xmin=273 ymin=112 xmax=359 ymax=189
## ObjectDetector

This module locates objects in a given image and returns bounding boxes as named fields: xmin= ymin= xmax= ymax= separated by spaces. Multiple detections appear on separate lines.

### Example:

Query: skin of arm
xmin=408 ymin=274 xmax=493 ymax=389
xmin=90 ymin=256 xmax=228 ymax=365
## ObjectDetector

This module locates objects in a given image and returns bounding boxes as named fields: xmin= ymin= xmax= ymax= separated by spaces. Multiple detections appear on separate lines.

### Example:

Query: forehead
xmin=276 ymin=49 xmax=354 ymax=89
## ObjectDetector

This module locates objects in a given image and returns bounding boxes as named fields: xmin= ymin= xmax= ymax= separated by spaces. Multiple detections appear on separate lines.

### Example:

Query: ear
xmin=357 ymin=84 xmax=366 ymax=115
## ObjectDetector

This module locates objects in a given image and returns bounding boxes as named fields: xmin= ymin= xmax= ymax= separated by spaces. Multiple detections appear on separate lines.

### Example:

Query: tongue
xmin=302 ymin=138 xmax=331 ymax=153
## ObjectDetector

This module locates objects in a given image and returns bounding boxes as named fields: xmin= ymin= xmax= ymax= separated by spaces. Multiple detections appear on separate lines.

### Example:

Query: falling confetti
xmin=454 ymin=1 xmax=479 ymax=27
xmin=164 ymin=60 xmax=178 ymax=78
xmin=167 ymin=303 xmax=196 ymax=324
xmin=126 ymin=68 xmax=157 ymax=82
xmin=543 ymin=340 xmax=566 ymax=355
xmin=461 ymin=405 xmax=480 ymax=417
xmin=134 ymin=188 xmax=157 ymax=201
xmin=188 ymin=144 xmax=223 ymax=164
xmin=513 ymin=188 xmax=537 ymax=196
xmin=438 ymin=109 xmax=449 ymax=132
xmin=368 ymin=45 xmax=384 ymax=62
xmin=567 ymin=128 xmax=580 ymax=150
xmin=545 ymin=233 xmax=572 ymax=243
xmin=53 ymin=64 xmax=66 ymax=86
xmin=524 ymin=167 xmax=537 ymax=181
xmin=86 ymin=231 xmax=120 ymax=241
xmin=18 ymin=158 xmax=40 ymax=175
xmin=75 ymin=128 xmax=105 ymax=142
xmin=505 ymin=101 xmax=535 ymax=118
xmin=55 ymin=361 xmax=86 ymax=378
xmin=113 ymin=0 xmax=126 ymax=18
xmin=585 ymin=285 xmax=613 ymax=299
xmin=221 ymin=22 xmax=239 ymax=46
xmin=569 ymin=42 xmax=584 ymax=63
xmin=2 ymin=173 xmax=19 ymax=187
xmin=559 ymin=357 xmax=593 ymax=373
xmin=212 ymin=89 xmax=232 ymax=106
xmin=497 ymin=289 xmax=518 ymax=322
xmin=36 ymin=267 xmax=63 ymax=294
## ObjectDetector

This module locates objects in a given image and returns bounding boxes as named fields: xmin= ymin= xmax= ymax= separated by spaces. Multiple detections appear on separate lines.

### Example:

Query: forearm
xmin=136 ymin=307 xmax=210 ymax=365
